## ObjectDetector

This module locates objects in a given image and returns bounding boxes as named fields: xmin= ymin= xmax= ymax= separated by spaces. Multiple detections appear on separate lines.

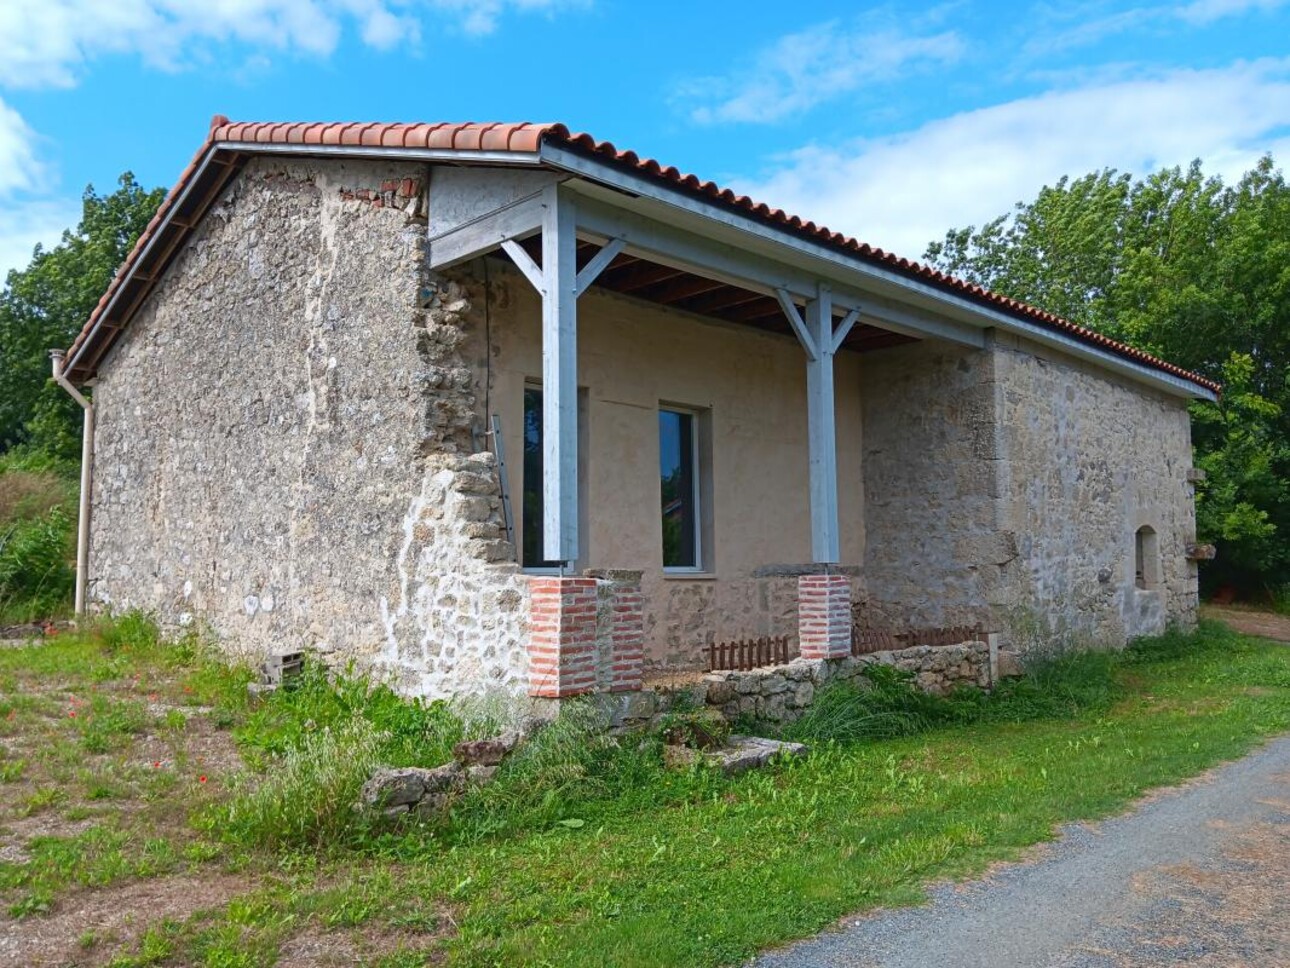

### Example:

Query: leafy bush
xmin=0 ymin=505 xmax=74 ymax=622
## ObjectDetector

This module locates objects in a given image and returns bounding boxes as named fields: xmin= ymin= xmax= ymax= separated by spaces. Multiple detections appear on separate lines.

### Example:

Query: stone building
xmin=58 ymin=118 xmax=1219 ymax=700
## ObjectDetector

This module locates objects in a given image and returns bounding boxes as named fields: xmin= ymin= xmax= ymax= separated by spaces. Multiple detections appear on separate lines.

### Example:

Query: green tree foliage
xmin=925 ymin=157 xmax=1290 ymax=595
xmin=0 ymin=174 xmax=164 ymax=461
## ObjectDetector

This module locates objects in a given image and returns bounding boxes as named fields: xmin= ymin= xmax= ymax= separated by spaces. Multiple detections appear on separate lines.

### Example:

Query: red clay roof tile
xmin=65 ymin=117 xmax=1220 ymax=394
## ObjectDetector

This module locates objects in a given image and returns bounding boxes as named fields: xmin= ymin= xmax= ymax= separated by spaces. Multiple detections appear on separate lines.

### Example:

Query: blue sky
xmin=2 ymin=0 xmax=1288 ymax=278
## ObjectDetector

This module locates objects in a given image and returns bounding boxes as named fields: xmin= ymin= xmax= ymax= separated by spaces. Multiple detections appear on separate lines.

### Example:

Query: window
xmin=523 ymin=386 xmax=560 ymax=569
xmin=1135 ymin=525 xmax=1160 ymax=590
xmin=521 ymin=384 xmax=587 ymax=570
xmin=659 ymin=407 xmax=702 ymax=570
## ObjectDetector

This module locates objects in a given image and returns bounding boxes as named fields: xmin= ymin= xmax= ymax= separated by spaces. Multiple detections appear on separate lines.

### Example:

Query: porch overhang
xmin=428 ymin=177 xmax=964 ymax=567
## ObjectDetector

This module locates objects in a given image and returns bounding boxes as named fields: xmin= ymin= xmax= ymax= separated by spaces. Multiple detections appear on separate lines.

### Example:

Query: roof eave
xmin=540 ymin=141 xmax=1218 ymax=403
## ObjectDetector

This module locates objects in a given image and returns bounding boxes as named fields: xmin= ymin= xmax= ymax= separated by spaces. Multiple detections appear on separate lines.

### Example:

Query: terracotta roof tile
xmin=65 ymin=117 xmax=1220 ymax=394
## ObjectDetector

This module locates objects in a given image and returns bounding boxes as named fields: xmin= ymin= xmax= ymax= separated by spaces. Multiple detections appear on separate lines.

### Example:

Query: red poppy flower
xmin=198 ymin=775 xmax=207 ymax=784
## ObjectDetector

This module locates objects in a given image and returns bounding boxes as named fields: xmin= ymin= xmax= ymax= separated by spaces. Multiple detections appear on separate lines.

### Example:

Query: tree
xmin=925 ymin=156 xmax=1290 ymax=596
xmin=0 ymin=174 xmax=164 ymax=462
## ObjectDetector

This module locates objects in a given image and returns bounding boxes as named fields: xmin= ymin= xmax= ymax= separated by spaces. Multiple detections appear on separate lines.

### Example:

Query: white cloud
xmin=677 ymin=18 xmax=964 ymax=125
xmin=0 ymin=199 xmax=83 ymax=281
xmin=1176 ymin=0 xmax=1288 ymax=24
xmin=1024 ymin=0 xmax=1290 ymax=56
xmin=0 ymin=0 xmax=585 ymax=88
xmin=0 ymin=98 xmax=42 ymax=197
xmin=734 ymin=59 xmax=1290 ymax=259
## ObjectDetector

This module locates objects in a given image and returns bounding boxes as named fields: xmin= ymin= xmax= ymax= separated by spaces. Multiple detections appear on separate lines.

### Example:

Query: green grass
xmin=0 ymin=614 xmax=1287 ymax=966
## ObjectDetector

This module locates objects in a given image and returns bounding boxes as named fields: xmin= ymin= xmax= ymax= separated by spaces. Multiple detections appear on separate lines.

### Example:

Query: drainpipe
xmin=48 ymin=349 xmax=93 ymax=617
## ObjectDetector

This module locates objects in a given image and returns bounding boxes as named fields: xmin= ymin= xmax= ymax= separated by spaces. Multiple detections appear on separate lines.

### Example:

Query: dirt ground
xmin=1201 ymin=605 xmax=1290 ymax=644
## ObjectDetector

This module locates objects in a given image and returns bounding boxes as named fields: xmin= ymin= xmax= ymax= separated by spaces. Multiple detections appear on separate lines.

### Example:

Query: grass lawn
xmin=0 ymin=616 xmax=1287 ymax=967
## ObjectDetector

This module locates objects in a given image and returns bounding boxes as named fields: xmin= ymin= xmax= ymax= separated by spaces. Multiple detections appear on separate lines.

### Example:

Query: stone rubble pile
xmin=359 ymin=728 xmax=519 ymax=818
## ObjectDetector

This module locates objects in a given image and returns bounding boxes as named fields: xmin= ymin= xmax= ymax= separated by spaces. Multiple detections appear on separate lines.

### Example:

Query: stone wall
xmin=701 ymin=642 xmax=993 ymax=724
xmin=89 ymin=156 xmax=529 ymax=697
xmin=994 ymin=334 xmax=1199 ymax=642
xmin=861 ymin=341 xmax=1008 ymax=631
xmin=860 ymin=334 xmax=1200 ymax=649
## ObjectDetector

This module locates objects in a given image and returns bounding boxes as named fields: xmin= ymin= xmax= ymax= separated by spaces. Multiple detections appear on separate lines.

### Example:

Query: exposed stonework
xmin=703 ymin=641 xmax=995 ymax=724
xmin=862 ymin=335 xmax=1199 ymax=650
xmin=994 ymin=334 xmax=1199 ymax=642
xmin=861 ymin=341 xmax=1006 ymax=632
xmin=88 ymin=156 xmax=528 ymax=697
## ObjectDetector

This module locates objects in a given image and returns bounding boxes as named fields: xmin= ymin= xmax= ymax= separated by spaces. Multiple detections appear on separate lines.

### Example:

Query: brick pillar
xmin=527 ymin=576 xmax=597 ymax=698
xmin=798 ymin=574 xmax=852 ymax=660
xmin=607 ymin=575 xmax=644 ymax=692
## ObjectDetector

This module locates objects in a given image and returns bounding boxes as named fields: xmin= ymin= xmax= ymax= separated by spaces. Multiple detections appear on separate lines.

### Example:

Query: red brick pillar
xmin=527 ymin=576 xmax=597 ymax=698
xmin=608 ymin=574 xmax=644 ymax=692
xmin=798 ymin=574 xmax=852 ymax=659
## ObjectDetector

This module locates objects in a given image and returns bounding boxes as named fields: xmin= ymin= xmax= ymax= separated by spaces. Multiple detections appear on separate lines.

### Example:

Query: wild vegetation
xmin=0 ymin=176 xmax=164 ymax=624
xmin=0 ymin=613 xmax=1286 ymax=965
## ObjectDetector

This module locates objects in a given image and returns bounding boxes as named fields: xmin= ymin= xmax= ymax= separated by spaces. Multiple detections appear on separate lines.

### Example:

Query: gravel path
xmin=751 ymin=735 xmax=1290 ymax=968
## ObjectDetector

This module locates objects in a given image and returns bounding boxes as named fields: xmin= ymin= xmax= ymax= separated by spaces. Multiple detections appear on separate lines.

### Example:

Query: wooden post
xmin=541 ymin=185 xmax=579 ymax=565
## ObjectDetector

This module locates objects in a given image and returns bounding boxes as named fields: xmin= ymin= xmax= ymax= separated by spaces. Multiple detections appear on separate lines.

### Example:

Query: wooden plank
xmin=428 ymin=193 xmax=546 ymax=271
xmin=639 ymin=274 xmax=727 ymax=304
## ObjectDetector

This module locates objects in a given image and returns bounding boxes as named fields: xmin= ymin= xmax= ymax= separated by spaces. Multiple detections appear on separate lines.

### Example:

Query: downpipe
xmin=48 ymin=349 xmax=93 ymax=617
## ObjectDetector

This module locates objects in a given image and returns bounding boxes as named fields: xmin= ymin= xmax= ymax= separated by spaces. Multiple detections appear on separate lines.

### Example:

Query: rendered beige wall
xmin=470 ymin=260 xmax=866 ymax=669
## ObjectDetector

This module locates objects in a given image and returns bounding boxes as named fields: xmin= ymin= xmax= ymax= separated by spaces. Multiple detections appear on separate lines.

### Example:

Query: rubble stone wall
xmin=88 ymin=156 xmax=529 ymax=697
xmin=700 ymin=642 xmax=993 ymax=725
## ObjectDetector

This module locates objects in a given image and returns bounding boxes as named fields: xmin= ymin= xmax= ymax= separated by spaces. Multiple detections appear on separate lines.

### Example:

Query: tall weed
xmin=212 ymin=715 xmax=387 ymax=849
xmin=0 ymin=506 xmax=74 ymax=622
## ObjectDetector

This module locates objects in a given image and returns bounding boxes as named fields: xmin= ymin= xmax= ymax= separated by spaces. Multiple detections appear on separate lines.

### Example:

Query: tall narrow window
xmin=1135 ymin=525 xmax=1160 ymax=590
xmin=659 ymin=408 xmax=701 ymax=570
xmin=522 ymin=387 xmax=560 ymax=569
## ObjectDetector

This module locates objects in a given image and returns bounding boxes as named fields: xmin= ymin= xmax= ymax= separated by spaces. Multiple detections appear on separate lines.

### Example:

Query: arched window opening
xmin=1135 ymin=526 xmax=1160 ymax=590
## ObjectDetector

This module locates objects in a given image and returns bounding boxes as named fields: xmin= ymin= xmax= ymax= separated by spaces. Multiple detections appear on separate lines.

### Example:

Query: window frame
xmin=659 ymin=404 xmax=707 ymax=574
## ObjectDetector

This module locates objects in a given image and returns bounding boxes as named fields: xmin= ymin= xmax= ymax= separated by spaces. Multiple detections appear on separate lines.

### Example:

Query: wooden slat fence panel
xmin=707 ymin=635 xmax=797 ymax=672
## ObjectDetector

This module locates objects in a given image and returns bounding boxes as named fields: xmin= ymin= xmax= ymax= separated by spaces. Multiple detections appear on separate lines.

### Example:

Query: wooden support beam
xmin=600 ymin=261 xmax=687 ymax=293
xmin=639 ymin=274 xmax=727 ymax=304
xmin=541 ymin=185 xmax=579 ymax=564
xmin=501 ymin=239 xmax=544 ymax=293
xmin=777 ymin=284 xmax=843 ymax=563
xmin=575 ymin=237 xmax=626 ymax=296
xmin=802 ymin=285 xmax=840 ymax=563
xmin=427 ymin=193 xmax=546 ymax=271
